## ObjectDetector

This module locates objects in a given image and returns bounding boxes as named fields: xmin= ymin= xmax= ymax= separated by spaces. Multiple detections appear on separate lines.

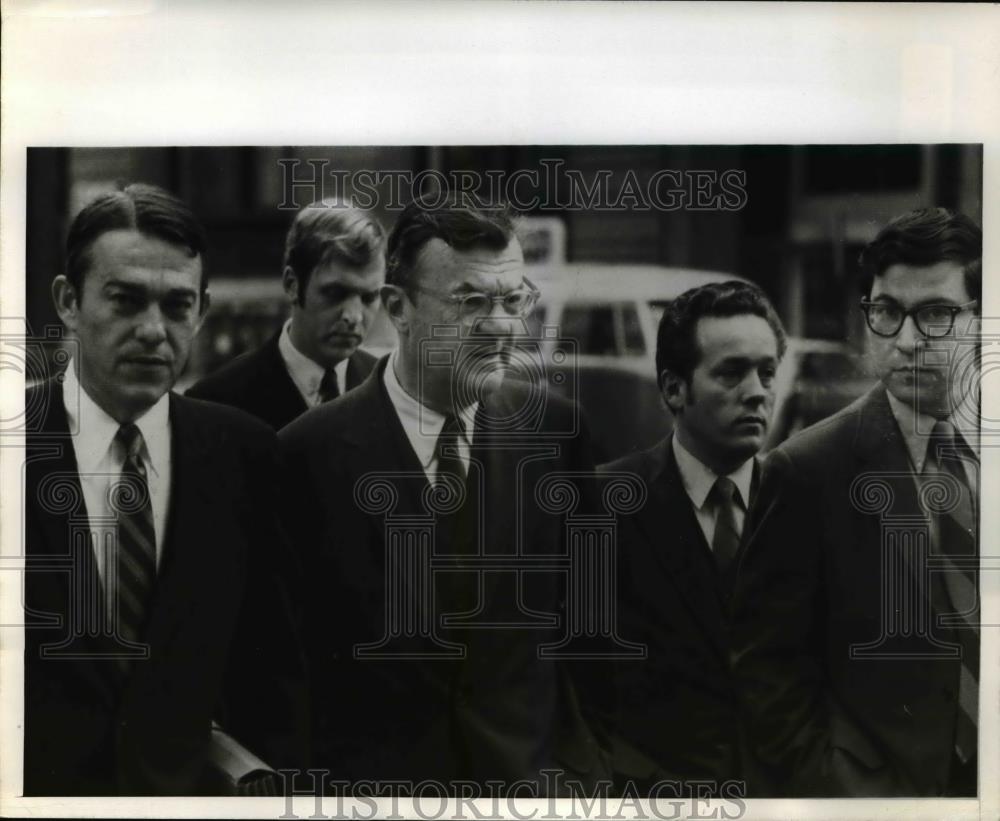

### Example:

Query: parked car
xmin=191 ymin=268 xmax=874 ymax=463
xmin=765 ymin=338 xmax=877 ymax=451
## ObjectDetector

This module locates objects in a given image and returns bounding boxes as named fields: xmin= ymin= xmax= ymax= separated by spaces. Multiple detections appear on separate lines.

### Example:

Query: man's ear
xmin=282 ymin=266 xmax=300 ymax=305
xmin=381 ymin=284 xmax=410 ymax=334
xmin=660 ymin=368 xmax=688 ymax=414
xmin=52 ymin=275 xmax=80 ymax=332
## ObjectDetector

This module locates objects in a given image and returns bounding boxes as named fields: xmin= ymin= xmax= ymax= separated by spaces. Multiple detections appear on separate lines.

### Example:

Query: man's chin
xmin=884 ymin=374 xmax=950 ymax=416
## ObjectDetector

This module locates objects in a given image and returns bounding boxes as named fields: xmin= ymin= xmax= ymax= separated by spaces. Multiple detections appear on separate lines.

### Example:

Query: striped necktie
xmin=113 ymin=424 xmax=157 ymax=665
xmin=925 ymin=419 xmax=978 ymax=764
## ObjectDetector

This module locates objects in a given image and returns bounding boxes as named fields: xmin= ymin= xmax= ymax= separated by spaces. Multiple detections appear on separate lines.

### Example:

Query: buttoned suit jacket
xmin=599 ymin=436 xmax=758 ymax=790
xmin=731 ymin=386 xmax=974 ymax=796
xmin=186 ymin=330 xmax=377 ymax=431
xmin=278 ymin=357 xmax=609 ymax=788
xmin=23 ymin=379 xmax=309 ymax=795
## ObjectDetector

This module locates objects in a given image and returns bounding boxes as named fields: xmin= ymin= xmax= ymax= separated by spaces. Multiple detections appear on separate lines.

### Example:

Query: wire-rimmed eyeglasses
xmin=409 ymin=279 xmax=541 ymax=321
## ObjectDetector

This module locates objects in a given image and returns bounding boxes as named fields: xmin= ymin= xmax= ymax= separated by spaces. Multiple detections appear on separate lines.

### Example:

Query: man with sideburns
xmin=733 ymin=208 xmax=982 ymax=797
xmin=602 ymin=280 xmax=785 ymax=793
xmin=24 ymin=183 xmax=308 ymax=795
xmin=188 ymin=201 xmax=385 ymax=429
xmin=279 ymin=194 xmax=609 ymax=791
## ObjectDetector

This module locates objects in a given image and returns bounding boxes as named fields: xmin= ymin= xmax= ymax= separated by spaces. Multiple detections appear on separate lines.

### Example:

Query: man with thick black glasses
xmin=732 ymin=208 xmax=981 ymax=797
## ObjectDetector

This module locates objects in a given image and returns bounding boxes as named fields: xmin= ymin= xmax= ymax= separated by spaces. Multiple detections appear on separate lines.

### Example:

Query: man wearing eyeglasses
xmin=732 ymin=208 xmax=981 ymax=797
xmin=279 ymin=194 xmax=608 ymax=791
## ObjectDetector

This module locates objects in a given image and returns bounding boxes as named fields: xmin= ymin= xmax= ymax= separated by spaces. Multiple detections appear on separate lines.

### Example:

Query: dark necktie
xmin=925 ymin=419 xmax=978 ymax=764
xmin=435 ymin=414 xmax=467 ymax=488
xmin=710 ymin=476 xmax=742 ymax=575
xmin=434 ymin=415 xmax=475 ymax=616
xmin=113 ymin=424 xmax=157 ymax=662
xmin=318 ymin=368 xmax=340 ymax=403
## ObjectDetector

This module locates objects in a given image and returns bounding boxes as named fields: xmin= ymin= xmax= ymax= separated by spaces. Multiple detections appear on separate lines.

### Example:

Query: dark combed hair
xmin=859 ymin=207 xmax=982 ymax=302
xmin=655 ymin=280 xmax=787 ymax=388
xmin=385 ymin=193 xmax=516 ymax=289
xmin=65 ymin=182 xmax=208 ymax=295
xmin=282 ymin=201 xmax=386 ymax=304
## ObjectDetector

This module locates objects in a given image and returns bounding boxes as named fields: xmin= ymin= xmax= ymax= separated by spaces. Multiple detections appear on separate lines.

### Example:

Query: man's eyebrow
xmin=104 ymin=280 xmax=198 ymax=299
xmin=104 ymin=279 xmax=146 ymax=292
xmin=318 ymin=283 xmax=380 ymax=296
xmin=871 ymin=294 xmax=965 ymax=308
xmin=713 ymin=354 xmax=777 ymax=367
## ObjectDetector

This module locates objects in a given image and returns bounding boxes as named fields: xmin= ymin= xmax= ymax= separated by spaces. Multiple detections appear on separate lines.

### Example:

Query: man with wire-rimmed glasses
xmin=732 ymin=207 xmax=982 ymax=797
xmin=278 ymin=194 xmax=609 ymax=792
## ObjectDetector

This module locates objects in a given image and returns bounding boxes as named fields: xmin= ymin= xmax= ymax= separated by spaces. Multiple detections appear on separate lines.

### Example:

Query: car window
xmin=524 ymin=305 xmax=547 ymax=338
xmin=558 ymin=304 xmax=617 ymax=356
xmin=622 ymin=303 xmax=645 ymax=354
xmin=798 ymin=351 xmax=864 ymax=381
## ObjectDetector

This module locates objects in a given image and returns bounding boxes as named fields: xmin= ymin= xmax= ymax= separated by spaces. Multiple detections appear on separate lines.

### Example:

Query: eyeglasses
xmin=859 ymin=299 xmax=978 ymax=338
xmin=408 ymin=279 xmax=540 ymax=321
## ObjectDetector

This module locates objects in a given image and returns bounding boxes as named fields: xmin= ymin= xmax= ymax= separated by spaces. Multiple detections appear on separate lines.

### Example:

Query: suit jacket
xmin=599 ymin=436 xmax=757 ymax=791
xmin=278 ymin=357 xmax=608 ymax=788
xmin=186 ymin=330 xmax=377 ymax=431
xmin=23 ymin=379 xmax=309 ymax=796
xmin=732 ymin=386 xmax=973 ymax=797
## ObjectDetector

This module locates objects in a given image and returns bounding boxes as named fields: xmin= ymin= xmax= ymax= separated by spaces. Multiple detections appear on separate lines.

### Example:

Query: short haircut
xmin=282 ymin=201 xmax=386 ymax=305
xmin=655 ymin=280 xmax=787 ymax=389
xmin=65 ymin=183 xmax=207 ymax=296
xmin=385 ymin=193 xmax=516 ymax=290
xmin=859 ymin=207 xmax=982 ymax=303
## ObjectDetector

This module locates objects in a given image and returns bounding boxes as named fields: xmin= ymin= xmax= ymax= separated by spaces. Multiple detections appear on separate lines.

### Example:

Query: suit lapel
xmin=26 ymin=380 xmax=120 ymax=701
xmin=343 ymin=361 xmax=434 ymax=536
xmin=261 ymin=332 xmax=309 ymax=427
xmin=852 ymin=387 xmax=935 ymax=603
xmin=140 ymin=394 xmax=237 ymax=657
xmin=631 ymin=437 xmax=729 ymax=659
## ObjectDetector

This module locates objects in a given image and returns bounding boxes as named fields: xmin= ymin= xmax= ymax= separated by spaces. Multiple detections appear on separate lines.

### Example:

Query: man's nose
xmin=742 ymin=371 xmax=770 ymax=404
xmin=134 ymin=307 xmax=167 ymax=344
xmin=340 ymin=294 xmax=364 ymax=328
xmin=475 ymin=300 xmax=517 ymax=335
xmin=894 ymin=314 xmax=922 ymax=354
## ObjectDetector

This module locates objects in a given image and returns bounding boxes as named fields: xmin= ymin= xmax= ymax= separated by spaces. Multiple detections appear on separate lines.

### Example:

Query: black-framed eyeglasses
xmin=408 ymin=278 xmax=541 ymax=322
xmin=859 ymin=299 xmax=978 ymax=338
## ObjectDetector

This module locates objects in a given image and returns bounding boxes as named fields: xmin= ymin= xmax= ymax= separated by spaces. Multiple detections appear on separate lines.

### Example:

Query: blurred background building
xmin=24 ymin=144 xmax=982 ymax=458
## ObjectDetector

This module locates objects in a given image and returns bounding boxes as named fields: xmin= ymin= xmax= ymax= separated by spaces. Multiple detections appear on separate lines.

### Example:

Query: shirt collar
xmin=62 ymin=359 xmax=170 ymax=477
xmin=671 ymin=434 xmax=754 ymax=512
xmin=278 ymin=319 xmax=328 ymax=403
xmin=885 ymin=389 xmax=979 ymax=473
xmin=382 ymin=349 xmax=476 ymax=469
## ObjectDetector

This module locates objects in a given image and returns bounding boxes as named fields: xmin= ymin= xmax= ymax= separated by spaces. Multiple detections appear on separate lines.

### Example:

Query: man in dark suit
xmin=732 ymin=208 xmax=982 ymax=797
xmin=24 ymin=183 xmax=308 ymax=795
xmin=187 ymin=201 xmax=384 ymax=429
xmin=279 ymin=195 xmax=608 ymax=791
xmin=600 ymin=282 xmax=786 ymax=794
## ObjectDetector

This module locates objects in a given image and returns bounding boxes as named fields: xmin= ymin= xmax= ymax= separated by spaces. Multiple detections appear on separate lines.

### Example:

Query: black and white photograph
xmin=1 ymin=4 xmax=998 ymax=821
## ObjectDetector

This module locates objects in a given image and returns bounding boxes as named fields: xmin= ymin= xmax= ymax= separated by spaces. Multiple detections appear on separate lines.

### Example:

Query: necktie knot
xmin=932 ymin=419 xmax=956 ymax=444
xmin=437 ymin=414 xmax=466 ymax=451
xmin=319 ymin=369 xmax=341 ymax=403
xmin=712 ymin=476 xmax=739 ymax=507
xmin=116 ymin=423 xmax=144 ymax=460
xmin=435 ymin=415 xmax=467 ymax=487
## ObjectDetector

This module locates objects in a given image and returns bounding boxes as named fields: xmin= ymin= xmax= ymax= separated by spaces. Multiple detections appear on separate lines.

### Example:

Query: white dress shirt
xmin=62 ymin=361 xmax=171 ymax=584
xmin=672 ymin=435 xmax=754 ymax=550
xmin=886 ymin=390 xmax=979 ymax=494
xmin=277 ymin=319 xmax=349 ymax=407
xmin=382 ymin=349 xmax=478 ymax=486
